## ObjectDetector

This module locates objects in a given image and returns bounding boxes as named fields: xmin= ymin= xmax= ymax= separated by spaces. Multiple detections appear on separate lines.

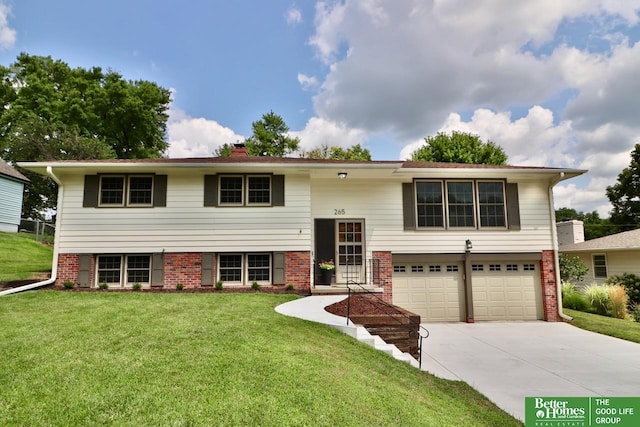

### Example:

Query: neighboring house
xmin=0 ymin=159 xmax=29 ymax=233
xmin=19 ymin=148 xmax=584 ymax=322
xmin=559 ymin=223 xmax=640 ymax=285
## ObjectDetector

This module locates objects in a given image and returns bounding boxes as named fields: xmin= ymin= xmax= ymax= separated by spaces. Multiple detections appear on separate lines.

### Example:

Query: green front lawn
xmin=0 ymin=292 xmax=521 ymax=426
xmin=564 ymin=308 xmax=640 ymax=343
xmin=0 ymin=232 xmax=53 ymax=281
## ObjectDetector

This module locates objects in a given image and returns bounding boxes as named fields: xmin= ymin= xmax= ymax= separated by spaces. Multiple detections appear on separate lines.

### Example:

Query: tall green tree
xmin=243 ymin=111 xmax=299 ymax=156
xmin=301 ymin=144 xmax=372 ymax=161
xmin=0 ymin=53 xmax=171 ymax=217
xmin=555 ymin=207 xmax=617 ymax=240
xmin=607 ymin=144 xmax=640 ymax=231
xmin=411 ymin=131 xmax=508 ymax=165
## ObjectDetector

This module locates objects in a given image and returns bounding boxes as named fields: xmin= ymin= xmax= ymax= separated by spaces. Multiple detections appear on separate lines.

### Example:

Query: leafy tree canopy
xmin=606 ymin=143 xmax=640 ymax=231
xmin=243 ymin=111 xmax=299 ymax=157
xmin=301 ymin=144 xmax=372 ymax=161
xmin=0 ymin=53 xmax=171 ymax=218
xmin=411 ymin=131 xmax=508 ymax=165
xmin=555 ymin=207 xmax=617 ymax=240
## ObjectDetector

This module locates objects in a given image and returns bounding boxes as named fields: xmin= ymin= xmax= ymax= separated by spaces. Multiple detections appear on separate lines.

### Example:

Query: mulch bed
xmin=325 ymin=294 xmax=404 ymax=317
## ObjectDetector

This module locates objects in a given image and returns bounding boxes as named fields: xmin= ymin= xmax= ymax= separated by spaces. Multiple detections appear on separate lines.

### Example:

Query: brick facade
xmin=57 ymin=253 xmax=80 ymax=286
xmin=372 ymin=251 xmax=393 ymax=303
xmin=163 ymin=252 xmax=203 ymax=289
xmin=540 ymin=250 xmax=561 ymax=322
xmin=285 ymin=251 xmax=311 ymax=292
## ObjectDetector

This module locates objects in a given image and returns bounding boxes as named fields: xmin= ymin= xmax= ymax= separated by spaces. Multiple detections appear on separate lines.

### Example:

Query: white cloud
xmin=297 ymin=73 xmax=319 ymax=91
xmin=286 ymin=6 xmax=302 ymax=25
xmin=0 ymin=3 xmax=16 ymax=50
xmin=167 ymin=108 xmax=244 ymax=158
xmin=290 ymin=117 xmax=366 ymax=152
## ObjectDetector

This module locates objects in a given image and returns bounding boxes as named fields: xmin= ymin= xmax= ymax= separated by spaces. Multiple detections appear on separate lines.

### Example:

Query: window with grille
xmin=506 ymin=264 xmax=518 ymax=271
xmin=477 ymin=182 xmax=506 ymax=227
xmin=489 ymin=264 xmax=501 ymax=271
xmin=429 ymin=265 xmax=442 ymax=273
xmin=99 ymin=175 xmax=154 ymax=207
xmin=523 ymin=264 xmax=536 ymax=271
xmin=393 ymin=265 xmax=406 ymax=273
xmin=411 ymin=265 xmax=424 ymax=273
xmin=446 ymin=265 xmax=459 ymax=272
xmin=416 ymin=181 xmax=444 ymax=227
xmin=593 ymin=255 xmax=608 ymax=278
xmin=472 ymin=264 xmax=484 ymax=271
xmin=447 ymin=181 xmax=475 ymax=227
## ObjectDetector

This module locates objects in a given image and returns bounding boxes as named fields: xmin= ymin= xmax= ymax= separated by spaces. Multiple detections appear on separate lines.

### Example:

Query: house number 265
xmin=334 ymin=209 xmax=345 ymax=215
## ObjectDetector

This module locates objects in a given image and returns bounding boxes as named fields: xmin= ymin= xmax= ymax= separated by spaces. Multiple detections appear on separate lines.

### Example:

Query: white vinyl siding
xmin=566 ymin=250 xmax=640 ymax=286
xmin=55 ymin=172 xmax=310 ymax=253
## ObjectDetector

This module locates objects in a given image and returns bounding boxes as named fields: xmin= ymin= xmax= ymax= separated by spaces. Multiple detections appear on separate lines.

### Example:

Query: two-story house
xmin=19 ymin=147 xmax=584 ymax=322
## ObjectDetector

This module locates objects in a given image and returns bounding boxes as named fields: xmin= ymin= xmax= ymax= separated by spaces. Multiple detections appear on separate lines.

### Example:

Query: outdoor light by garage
xmin=338 ymin=171 xmax=347 ymax=179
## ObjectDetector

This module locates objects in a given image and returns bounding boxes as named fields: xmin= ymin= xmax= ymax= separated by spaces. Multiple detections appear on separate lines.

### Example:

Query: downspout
xmin=549 ymin=172 xmax=572 ymax=321
xmin=0 ymin=166 xmax=61 ymax=296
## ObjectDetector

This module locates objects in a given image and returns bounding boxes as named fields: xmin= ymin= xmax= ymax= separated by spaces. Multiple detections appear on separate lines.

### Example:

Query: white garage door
xmin=392 ymin=262 xmax=465 ymax=322
xmin=472 ymin=262 xmax=543 ymax=321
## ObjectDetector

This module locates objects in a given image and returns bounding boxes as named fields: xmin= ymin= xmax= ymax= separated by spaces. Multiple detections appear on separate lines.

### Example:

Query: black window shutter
xmin=273 ymin=252 xmax=285 ymax=284
xmin=204 ymin=175 xmax=218 ymax=207
xmin=83 ymin=175 xmax=99 ymax=207
xmin=201 ymin=253 xmax=214 ymax=286
xmin=77 ymin=254 xmax=91 ymax=287
xmin=506 ymin=183 xmax=521 ymax=230
xmin=272 ymin=175 xmax=285 ymax=206
xmin=402 ymin=183 xmax=416 ymax=230
xmin=153 ymin=175 xmax=167 ymax=207
xmin=151 ymin=253 xmax=164 ymax=287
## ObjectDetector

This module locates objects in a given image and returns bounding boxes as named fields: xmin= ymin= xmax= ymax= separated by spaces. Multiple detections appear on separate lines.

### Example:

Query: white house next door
xmin=336 ymin=220 xmax=364 ymax=284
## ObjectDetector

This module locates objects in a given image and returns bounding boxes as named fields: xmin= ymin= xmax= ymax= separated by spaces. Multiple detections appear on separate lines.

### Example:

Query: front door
xmin=336 ymin=220 xmax=364 ymax=284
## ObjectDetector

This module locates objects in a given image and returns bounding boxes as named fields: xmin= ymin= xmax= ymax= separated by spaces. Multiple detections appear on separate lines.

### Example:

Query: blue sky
xmin=1 ymin=1 xmax=640 ymax=216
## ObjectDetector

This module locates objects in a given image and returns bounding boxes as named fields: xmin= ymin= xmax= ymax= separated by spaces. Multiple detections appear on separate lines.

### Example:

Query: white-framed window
xmin=593 ymin=254 xmax=608 ymax=278
xmin=96 ymin=254 xmax=151 ymax=287
xmin=414 ymin=179 xmax=506 ymax=229
xmin=218 ymin=175 xmax=271 ymax=206
xmin=218 ymin=253 xmax=272 ymax=285
xmin=99 ymin=175 xmax=154 ymax=207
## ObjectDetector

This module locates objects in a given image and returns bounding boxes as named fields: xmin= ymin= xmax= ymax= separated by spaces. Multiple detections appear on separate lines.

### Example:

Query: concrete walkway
xmin=276 ymin=296 xmax=640 ymax=422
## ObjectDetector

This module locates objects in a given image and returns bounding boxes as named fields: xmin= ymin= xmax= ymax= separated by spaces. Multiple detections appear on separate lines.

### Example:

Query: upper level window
xmin=219 ymin=175 xmax=271 ymax=206
xmin=447 ymin=181 xmax=475 ymax=227
xmin=477 ymin=182 xmax=506 ymax=227
xmin=99 ymin=175 xmax=154 ymax=207
xmin=593 ymin=255 xmax=607 ymax=278
xmin=413 ymin=179 xmax=507 ymax=229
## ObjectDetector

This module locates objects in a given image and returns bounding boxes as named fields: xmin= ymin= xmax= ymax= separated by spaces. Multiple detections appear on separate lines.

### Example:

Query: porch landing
xmin=310 ymin=284 xmax=384 ymax=295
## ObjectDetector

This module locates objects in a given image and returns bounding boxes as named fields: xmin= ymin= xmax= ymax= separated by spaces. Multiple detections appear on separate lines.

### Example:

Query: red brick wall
xmin=285 ymin=251 xmax=310 ymax=292
xmin=373 ymin=251 xmax=392 ymax=302
xmin=163 ymin=253 xmax=202 ymax=289
xmin=541 ymin=250 xmax=561 ymax=321
xmin=57 ymin=253 xmax=79 ymax=286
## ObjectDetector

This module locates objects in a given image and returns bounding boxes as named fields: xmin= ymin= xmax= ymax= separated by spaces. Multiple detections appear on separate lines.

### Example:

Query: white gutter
xmin=0 ymin=166 xmax=61 ymax=296
xmin=548 ymin=172 xmax=572 ymax=321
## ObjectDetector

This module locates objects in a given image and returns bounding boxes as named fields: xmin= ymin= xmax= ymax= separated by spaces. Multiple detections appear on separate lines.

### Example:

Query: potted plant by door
xmin=318 ymin=260 xmax=335 ymax=285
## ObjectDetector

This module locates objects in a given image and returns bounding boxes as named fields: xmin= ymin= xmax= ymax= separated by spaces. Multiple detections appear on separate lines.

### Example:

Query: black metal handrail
xmin=345 ymin=280 xmax=430 ymax=369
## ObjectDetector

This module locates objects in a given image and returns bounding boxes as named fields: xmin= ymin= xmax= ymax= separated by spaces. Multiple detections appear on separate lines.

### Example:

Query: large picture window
xmin=414 ymin=180 xmax=507 ymax=229
xmin=218 ymin=253 xmax=272 ymax=284
xmin=96 ymin=255 xmax=151 ymax=287
xmin=99 ymin=175 xmax=154 ymax=207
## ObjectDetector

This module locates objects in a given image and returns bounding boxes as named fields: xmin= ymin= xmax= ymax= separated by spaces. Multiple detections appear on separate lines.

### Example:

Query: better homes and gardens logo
xmin=526 ymin=397 xmax=639 ymax=427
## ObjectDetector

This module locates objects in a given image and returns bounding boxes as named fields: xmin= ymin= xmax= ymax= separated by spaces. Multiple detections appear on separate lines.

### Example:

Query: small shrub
xmin=215 ymin=280 xmax=223 ymax=290
xmin=176 ymin=283 xmax=184 ymax=291
xmin=607 ymin=285 xmax=629 ymax=319
xmin=632 ymin=304 xmax=640 ymax=322
xmin=606 ymin=273 xmax=640 ymax=308
xmin=561 ymin=282 xmax=589 ymax=311
xmin=285 ymin=284 xmax=295 ymax=291
xmin=98 ymin=282 xmax=108 ymax=290
xmin=583 ymin=283 xmax=611 ymax=316
xmin=63 ymin=281 xmax=74 ymax=289
xmin=132 ymin=282 xmax=142 ymax=291
xmin=251 ymin=281 xmax=261 ymax=291
xmin=559 ymin=254 xmax=589 ymax=283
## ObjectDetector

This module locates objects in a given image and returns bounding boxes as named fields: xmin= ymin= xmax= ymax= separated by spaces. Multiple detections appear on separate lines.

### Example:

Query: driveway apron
xmin=419 ymin=321 xmax=640 ymax=421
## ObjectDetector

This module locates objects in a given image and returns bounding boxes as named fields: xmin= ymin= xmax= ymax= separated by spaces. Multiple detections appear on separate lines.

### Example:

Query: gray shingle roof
xmin=0 ymin=159 xmax=29 ymax=183
xmin=560 ymin=228 xmax=640 ymax=252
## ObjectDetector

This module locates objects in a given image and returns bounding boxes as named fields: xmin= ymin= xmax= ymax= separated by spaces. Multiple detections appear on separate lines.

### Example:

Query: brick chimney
xmin=230 ymin=143 xmax=249 ymax=157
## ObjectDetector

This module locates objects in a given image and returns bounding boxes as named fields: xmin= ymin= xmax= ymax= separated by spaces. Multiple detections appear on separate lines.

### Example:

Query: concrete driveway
xmin=419 ymin=322 xmax=640 ymax=421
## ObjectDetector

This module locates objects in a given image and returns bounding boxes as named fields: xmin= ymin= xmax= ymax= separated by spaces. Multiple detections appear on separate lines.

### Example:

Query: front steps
xmin=342 ymin=324 xmax=419 ymax=368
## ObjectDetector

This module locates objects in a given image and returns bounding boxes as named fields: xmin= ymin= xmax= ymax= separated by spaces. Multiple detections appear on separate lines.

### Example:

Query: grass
xmin=0 ymin=292 xmax=521 ymax=426
xmin=0 ymin=232 xmax=53 ymax=282
xmin=565 ymin=308 xmax=640 ymax=344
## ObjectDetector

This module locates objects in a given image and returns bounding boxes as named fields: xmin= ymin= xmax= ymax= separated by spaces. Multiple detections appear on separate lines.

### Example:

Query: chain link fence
xmin=20 ymin=219 xmax=55 ymax=243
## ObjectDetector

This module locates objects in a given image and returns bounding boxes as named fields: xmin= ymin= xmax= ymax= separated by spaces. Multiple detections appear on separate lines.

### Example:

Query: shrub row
xmin=561 ymin=282 xmax=634 ymax=320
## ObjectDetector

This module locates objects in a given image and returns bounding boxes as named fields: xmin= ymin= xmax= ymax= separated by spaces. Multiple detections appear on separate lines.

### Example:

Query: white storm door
xmin=336 ymin=220 xmax=364 ymax=284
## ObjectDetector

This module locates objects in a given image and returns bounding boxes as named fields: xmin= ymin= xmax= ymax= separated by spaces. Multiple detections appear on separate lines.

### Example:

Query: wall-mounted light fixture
xmin=465 ymin=239 xmax=473 ymax=251
xmin=338 ymin=171 xmax=348 ymax=179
